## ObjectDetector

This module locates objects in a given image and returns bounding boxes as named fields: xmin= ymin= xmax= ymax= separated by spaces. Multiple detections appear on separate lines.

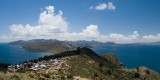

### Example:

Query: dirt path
xmin=45 ymin=61 xmax=65 ymax=74
xmin=45 ymin=66 xmax=53 ymax=74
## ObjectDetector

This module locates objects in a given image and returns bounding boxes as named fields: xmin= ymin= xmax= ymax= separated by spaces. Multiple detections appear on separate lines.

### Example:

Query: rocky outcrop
xmin=132 ymin=66 xmax=160 ymax=80
xmin=101 ymin=53 xmax=122 ymax=67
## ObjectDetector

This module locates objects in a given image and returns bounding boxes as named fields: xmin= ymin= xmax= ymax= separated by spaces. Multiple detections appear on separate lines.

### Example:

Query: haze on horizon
xmin=0 ymin=0 xmax=160 ymax=43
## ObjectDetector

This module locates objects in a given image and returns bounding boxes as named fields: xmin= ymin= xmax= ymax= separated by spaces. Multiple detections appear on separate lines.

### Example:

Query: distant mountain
xmin=9 ymin=39 xmax=77 ymax=53
xmin=68 ymin=40 xmax=107 ymax=48
xmin=105 ymin=41 xmax=116 ymax=45
xmin=9 ymin=40 xmax=27 ymax=46
xmin=9 ymin=39 xmax=117 ymax=53
xmin=0 ymin=48 xmax=159 ymax=80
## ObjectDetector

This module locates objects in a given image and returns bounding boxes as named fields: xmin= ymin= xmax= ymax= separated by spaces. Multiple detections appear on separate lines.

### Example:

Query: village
xmin=7 ymin=57 xmax=70 ymax=72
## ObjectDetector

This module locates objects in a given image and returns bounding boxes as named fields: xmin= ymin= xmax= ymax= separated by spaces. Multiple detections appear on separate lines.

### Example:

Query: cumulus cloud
xmin=10 ymin=6 xmax=68 ymax=39
xmin=95 ymin=3 xmax=108 ymax=10
xmin=98 ymin=31 xmax=140 ymax=43
xmin=142 ymin=34 xmax=160 ymax=41
xmin=9 ymin=6 xmax=102 ymax=41
xmin=46 ymin=25 xmax=100 ymax=41
xmin=0 ymin=5 xmax=160 ymax=43
xmin=109 ymin=31 xmax=139 ymax=41
xmin=38 ymin=6 xmax=68 ymax=33
xmin=91 ymin=2 xmax=116 ymax=11
xmin=107 ymin=2 xmax=116 ymax=10
xmin=79 ymin=25 xmax=100 ymax=38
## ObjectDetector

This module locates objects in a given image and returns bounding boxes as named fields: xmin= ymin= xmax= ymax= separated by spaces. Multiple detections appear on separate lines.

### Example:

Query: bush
xmin=67 ymin=75 xmax=73 ymax=79
xmin=43 ymin=74 xmax=50 ymax=78
xmin=11 ymin=75 xmax=21 ymax=80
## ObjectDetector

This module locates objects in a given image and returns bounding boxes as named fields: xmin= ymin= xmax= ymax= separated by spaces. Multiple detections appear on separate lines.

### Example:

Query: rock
xmin=136 ymin=66 xmax=160 ymax=79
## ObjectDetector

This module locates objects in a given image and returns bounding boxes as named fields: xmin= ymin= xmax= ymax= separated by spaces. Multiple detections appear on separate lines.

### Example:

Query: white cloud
xmin=9 ymin=6 xmax=101 ymax=41
xmin=103 ymin=31 xmax=140 ymax=43
xmin=142 ymin=34 xmax=160 ymax=41
xmin=0 ymin=35 xmax=10 ymax=42
xmin=52 ymin=25 xmax=100 ymax=41
xmin=45 ymin=6 xmax=54 ymax=13
xmin=10 ymin=6 xmax=68 ymax=39
xmin=79 ymin=25 xmax=100 ymax=38
xmin=0 ymin=5 xmax=160 ymax=43
xmin=92 ymin=2 xmax=116 ymax=11
xmin=95 ymin=3 xmax=108 ymax=10
xmin=107 ymin=2 xmax=116 ymax=10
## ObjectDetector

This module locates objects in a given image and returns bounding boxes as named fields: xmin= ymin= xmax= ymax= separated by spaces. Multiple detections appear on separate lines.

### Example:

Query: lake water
xmin=91 ymin=44 xmax=160 ymax=73
xmin=0 ymin=43 xmax=52 ymax=65
xmin=1 ymin=43 xmax=160 ymax=73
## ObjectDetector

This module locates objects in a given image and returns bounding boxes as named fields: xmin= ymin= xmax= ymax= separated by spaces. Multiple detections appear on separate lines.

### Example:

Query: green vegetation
xmin=0 ymin=63 xmax=9 ymax=73
xmin=0 ymin=47 xmax=160 ymax=80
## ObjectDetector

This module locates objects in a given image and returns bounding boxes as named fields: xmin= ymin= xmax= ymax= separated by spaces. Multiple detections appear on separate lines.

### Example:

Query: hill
xmin=9 ymin=39 xmax=116 ymax=54
xmin=0 ymin=48 xmax=159 ymax=80
xmin=9 ymin=39 xmax=77 ymax=53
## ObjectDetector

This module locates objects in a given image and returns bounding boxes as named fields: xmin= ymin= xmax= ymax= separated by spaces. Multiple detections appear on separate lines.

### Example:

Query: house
xmin=39 ymin=64 xmax=47 ymax=68
xmin=53 ymin=59 xmax=60 ymax=65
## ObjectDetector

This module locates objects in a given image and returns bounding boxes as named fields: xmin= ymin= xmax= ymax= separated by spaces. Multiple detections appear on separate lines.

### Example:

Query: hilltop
xmin=0 ymin=48 xmax=159 ymax=80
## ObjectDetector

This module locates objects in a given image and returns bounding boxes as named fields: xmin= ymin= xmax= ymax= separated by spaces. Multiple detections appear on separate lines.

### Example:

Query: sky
xmin=0 ymin=0 xmax=160 ymax=43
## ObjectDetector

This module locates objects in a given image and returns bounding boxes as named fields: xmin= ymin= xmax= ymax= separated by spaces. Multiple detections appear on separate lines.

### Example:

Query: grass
xmin=0 ymin=48 xmax=160 ymax=80
xmin=66 ymin=55 xmax=114 ymax=79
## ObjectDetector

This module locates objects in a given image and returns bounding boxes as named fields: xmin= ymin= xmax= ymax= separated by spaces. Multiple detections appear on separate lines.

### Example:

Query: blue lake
xmin=0 ymin=43 xmax=52 ymax=65
xmin=91 ymin=44 xmax=160 ymax=73
xmin=1 ymin=43 xmax=160 ymax=73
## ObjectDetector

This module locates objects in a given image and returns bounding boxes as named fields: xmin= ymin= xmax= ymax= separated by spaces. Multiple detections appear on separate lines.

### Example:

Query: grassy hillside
xmin=0 ymin=48 xmax=160 ymax=80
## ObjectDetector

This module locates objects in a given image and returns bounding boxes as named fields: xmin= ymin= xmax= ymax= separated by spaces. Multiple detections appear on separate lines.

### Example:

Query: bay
xmin=91 ymin=44 xmax=160 ymax=73
xmin=0 ymin=43 xmax=52 ymax=65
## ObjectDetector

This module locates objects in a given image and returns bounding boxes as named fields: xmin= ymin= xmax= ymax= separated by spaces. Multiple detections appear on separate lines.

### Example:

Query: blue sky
xmin=0 ymin=0 xmax=160 ymax=43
